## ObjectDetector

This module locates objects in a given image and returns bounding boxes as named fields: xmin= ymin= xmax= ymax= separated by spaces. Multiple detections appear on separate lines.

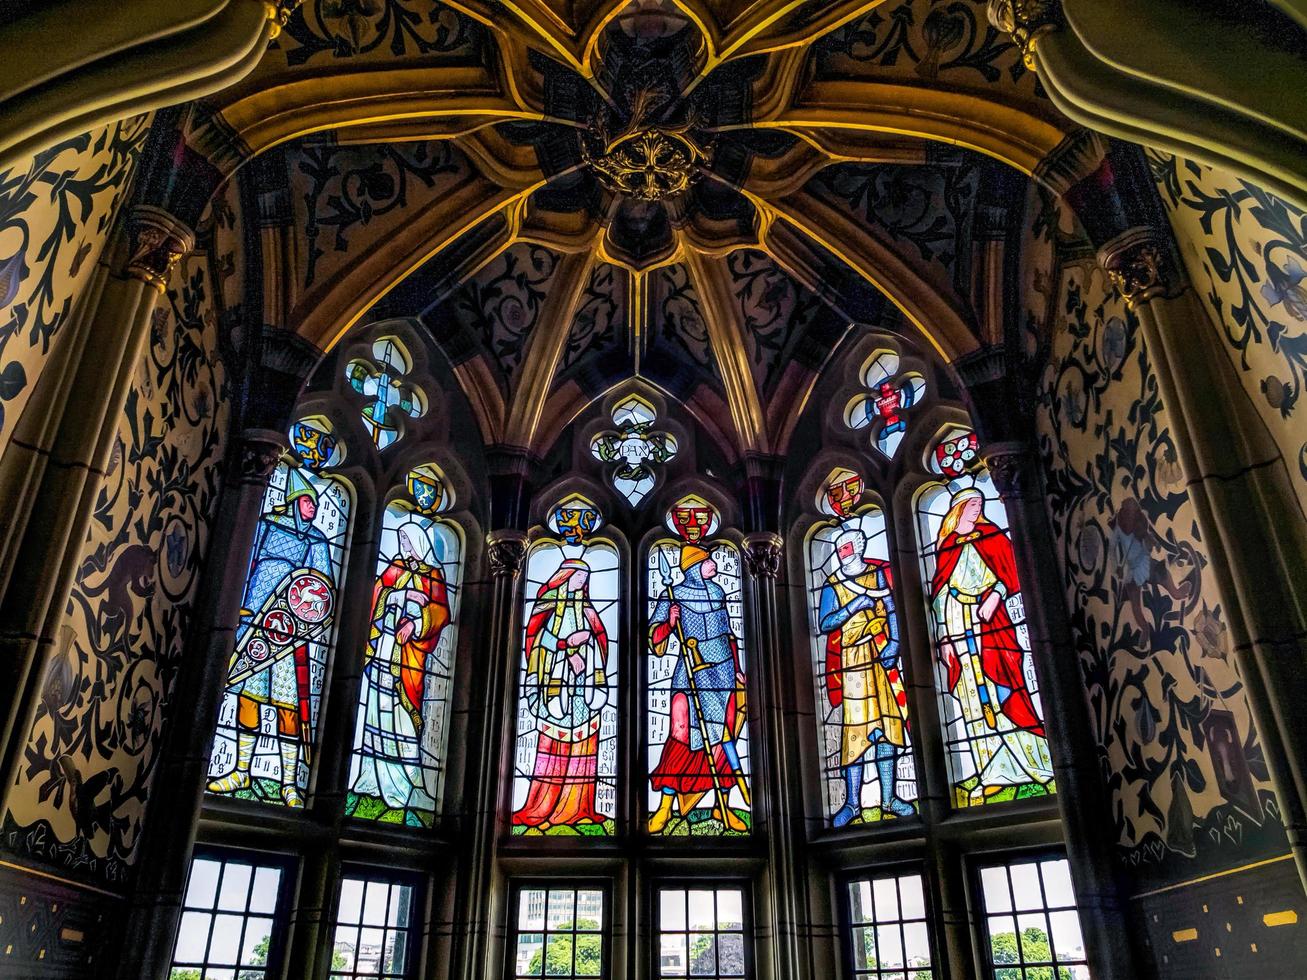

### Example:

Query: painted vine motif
xmin=3 ymin=243 xmax=230 ymax=884
xmin=813 ymin=0 xmax=1034 ymax=91
xmin=0 ymin=116 xmax=151 ymax=456
xmin=1036 ymin=261 xmax=1284 ymax=887
xmin=278 ymin=0 xmax=484 ymax=65
xmin=654 ymin=263 xmax=714 ymax=376
xmin=1147 ymin=151 xmax=1307 ymax=514
xmin=808 ymin=161 xmax=980 ymax=288
xmin=450 ymin=243 xmax=561 ymax=387
xmin=293 ymin=139 xmax=468 ymax=290
xmin=728 ymin=249 xmax=822 ymax=394
xmin=559 ymin=262 xmax=623 ymax=375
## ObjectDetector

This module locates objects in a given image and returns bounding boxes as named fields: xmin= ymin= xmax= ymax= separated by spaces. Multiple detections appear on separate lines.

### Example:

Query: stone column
xmin=981 ymin=438 xmax=1138 ymax=980
xmin=0 ymin=205 xmax=192 ymax=788
xmin=1099 ymin=227 xmax=1307 ymax=887
xmin=742 ymin=532 xmax=811 ymax=980
xmin=454 ymin=529 xmax=525 ymax=980
xmin=115 ymin=429 xmax=289 ymax=980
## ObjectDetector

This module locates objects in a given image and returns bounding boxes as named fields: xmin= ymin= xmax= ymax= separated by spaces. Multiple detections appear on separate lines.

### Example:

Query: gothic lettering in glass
xmin=590 ymin=395 xmax=677 ymax=507
xmin=207 ymin=421 xmax=352 ymax=808
xmin=647 ymin=497 xmax=751 ymax=835
xmin=808 ymin=468 xmax=918 ymax=827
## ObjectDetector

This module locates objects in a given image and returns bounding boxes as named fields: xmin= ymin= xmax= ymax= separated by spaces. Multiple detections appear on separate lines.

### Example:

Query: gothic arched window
xmin=806 ymin=467 xmax=919 ymax=828
xmin=207 ymin=420 xmax=353 ymax=809
xmin=512 ymin=495 xmax=622 ymax=836
xmin=646 ymin=496 xmax=751 ymax=837
xmin=915 ymin=428 xmax=1054 ymax=808
xmin=346 ymin=465 xmax=464 ymax=826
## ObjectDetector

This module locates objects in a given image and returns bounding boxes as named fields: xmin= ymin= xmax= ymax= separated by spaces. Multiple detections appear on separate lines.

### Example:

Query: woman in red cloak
xmin=928 ymin=487 xmax=1052 ymax=797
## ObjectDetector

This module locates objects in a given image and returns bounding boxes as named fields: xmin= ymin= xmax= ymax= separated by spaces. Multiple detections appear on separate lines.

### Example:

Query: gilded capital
xmin=1098 ymin=227 xmax=1176 ymax=310
xmin=742 ymin=532 xmax=784 ymax=580
xmin=987 ymin=0 xmax=1061 ymax=72
xmin=125 ymin=206 xmax=193 ymax=292
xmin=261 ymin=0 xmax=306 ymax=39
xmin=487 ymin=529 xmax=528 ymax=578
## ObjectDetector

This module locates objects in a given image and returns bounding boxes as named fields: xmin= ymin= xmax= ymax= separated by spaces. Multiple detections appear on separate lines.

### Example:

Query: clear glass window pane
xmin=333 ymin=874 xmax=419 ymax=980
xmin=845 ymin=872 xmax=932 ymax=979
xmin=978 ymin=857 xmax=1088 ymax=976
xmin=658 ymin=887 xmax=749 ymax=979
xmin=169 ymin=854 xmax=285 ymax=978
xmin=512 ymin=885 xmax=607 ymax=980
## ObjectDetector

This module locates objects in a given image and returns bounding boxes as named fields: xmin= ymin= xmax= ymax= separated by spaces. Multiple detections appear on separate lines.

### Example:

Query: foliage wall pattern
xmin=0 ymin=116 xmax=151 ymax=458
xmin=1036 ymin=258 xmax=1285 ymax=889
xmin=1148 ymin=152 xmax=1307 ymax=516
xmin=2 ymin=206 xmax=234 ymax=886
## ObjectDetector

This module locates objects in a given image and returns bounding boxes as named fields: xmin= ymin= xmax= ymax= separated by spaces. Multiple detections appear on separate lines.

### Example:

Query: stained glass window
xmin=346 ymin=466 xmax=462 ymax=826
xmin=915 ymin=431 xmax=1053 ymax=808
xmin=845 ymin=350 xmax=927 ymax=459
xmin=170 ymin=852 xmax=286 ymax=978
xmin=647 ymin=497 xmax=751 ymax=836
xmin=846 ymin=871 xmax=934 ymax=979
xmin=331 ymin=874 xmax=420 ymax=980
xmin=208 ymin=425 xmax=351 ymax=809
xmin=511 ymin=886 xmax=607 ymax=979
xmin=347 ymin=336 xmax=426 ymax=450
xmin=512 ymin=497 xmax=620 ymax=836
xmin=590 ymin=395 xmax=677 ymax=507
xmin=808 ymin=469 xmax=918 ymax=828
xmin=977 ymin=855 xmax=1087 ymax=978
xmin=656 ymin=887 xmax=749 ymax=978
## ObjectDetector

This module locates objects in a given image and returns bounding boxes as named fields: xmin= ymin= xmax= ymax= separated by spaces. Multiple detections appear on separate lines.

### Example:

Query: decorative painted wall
xmin=1036 ymin=256 xmax=1286 ymax=891
xmin=2 ymin=194 xmax=234 ymax=886
xmin=1148 ymin=151 xmax=1307 ymax=517
xmin=0 ymin=116 xmax=151 ymax=459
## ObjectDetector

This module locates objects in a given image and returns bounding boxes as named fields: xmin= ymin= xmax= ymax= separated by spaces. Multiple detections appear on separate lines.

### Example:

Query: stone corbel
xmin=486 ymin=529 xmax=527 ymax=578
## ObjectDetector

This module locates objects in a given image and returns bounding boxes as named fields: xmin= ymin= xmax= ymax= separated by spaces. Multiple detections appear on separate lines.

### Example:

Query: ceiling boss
xmin=585 ymin=127 xmax=708 ymax=202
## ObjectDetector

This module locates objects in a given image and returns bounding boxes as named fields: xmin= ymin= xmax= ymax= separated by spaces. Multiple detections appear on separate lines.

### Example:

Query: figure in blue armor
xmin=648 ymin=544 xmax=749 ymax=833
xmin=208 ymin=466 xmax=336 ymax=806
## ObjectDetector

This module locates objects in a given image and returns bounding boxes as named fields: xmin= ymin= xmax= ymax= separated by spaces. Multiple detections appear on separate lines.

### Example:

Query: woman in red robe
xmin=513 ymin=558 xmax=611 ymax=829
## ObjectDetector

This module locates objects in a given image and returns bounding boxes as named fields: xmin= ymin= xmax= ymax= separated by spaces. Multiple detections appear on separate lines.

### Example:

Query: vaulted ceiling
xmin=196 ymin=0 xmax=1094 ymax=460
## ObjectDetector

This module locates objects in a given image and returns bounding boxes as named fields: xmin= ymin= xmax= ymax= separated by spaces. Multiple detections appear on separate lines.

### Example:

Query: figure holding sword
xmin=648 ymin=543 xmax=750 ymax=833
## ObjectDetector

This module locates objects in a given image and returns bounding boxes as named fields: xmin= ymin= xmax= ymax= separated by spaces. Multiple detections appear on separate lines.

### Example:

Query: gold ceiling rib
xmin=682 ymin=248 xmax=770 ymax=455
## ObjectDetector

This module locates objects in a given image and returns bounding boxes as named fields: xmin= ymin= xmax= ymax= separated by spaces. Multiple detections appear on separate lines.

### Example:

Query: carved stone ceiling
xmin=201 ymin=0 xmax=1086 ymax=458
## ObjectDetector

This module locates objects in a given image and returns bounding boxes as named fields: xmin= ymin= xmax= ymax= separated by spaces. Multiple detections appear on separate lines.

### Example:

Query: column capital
xmin=1097 ymin=226 xmax=1179 ymax=309
xmin=125 ymin=205 xmax=193 ymax=292
xmin=262 ymin=1 xmax=306 ymax=38
xmin=486 ymin=530 xmax=527 ymax=578
xmin=742 ymin=532 xmax=784 ymax=580
xmin=980 ymin=440 xmax=1041 ymax=497
xmin=237 ymin=429 xmax=289 ymax=484
xmin=987 ymin=0 xmax=1061 ymax=71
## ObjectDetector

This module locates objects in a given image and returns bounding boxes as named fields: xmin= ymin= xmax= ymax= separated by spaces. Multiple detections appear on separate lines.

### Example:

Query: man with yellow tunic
xmin=819 ymin=527 xmax=914 ymax=826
